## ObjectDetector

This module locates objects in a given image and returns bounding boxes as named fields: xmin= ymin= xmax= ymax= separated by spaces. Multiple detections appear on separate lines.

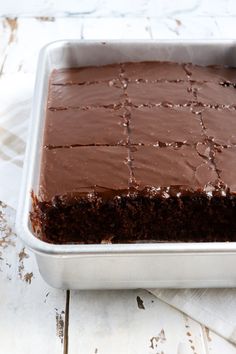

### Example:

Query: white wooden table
xmin=1 ymin=2 xmax=236 ymax=352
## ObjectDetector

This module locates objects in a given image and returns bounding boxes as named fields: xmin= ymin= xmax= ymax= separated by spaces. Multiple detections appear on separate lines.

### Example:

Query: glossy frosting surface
xmin=40 ymin=61 xmax=236 ymax=201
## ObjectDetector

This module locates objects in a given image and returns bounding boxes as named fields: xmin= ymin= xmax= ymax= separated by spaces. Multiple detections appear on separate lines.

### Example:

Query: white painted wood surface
xmin=1 ymin=9 xmax=236 ymax=354
xmin=0 ymin=203 xmax=66 ymax=353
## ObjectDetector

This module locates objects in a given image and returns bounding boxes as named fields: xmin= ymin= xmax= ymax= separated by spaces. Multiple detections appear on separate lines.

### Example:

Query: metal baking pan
xmin=16 ymin=40 xmax=236 ymax=289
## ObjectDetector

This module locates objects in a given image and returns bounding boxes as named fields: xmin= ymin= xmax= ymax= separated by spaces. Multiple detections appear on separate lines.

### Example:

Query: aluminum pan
xmin=15 ymin=40 xmax=236 ymax=288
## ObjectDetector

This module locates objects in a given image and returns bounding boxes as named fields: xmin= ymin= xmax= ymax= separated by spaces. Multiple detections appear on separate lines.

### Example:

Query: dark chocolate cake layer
xmin=31 ymin=61 xmax=236 ymax=244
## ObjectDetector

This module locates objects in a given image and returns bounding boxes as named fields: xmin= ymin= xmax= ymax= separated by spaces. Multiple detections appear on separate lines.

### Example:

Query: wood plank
xmin=0 ymin=203 xmax=67 ymax=354
xmin=68 ymin=289 xmax=208 ymax=354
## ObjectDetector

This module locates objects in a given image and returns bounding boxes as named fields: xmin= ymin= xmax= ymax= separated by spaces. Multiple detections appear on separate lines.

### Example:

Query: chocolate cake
xmin=31 ymin=61 xmax=236 ymax=244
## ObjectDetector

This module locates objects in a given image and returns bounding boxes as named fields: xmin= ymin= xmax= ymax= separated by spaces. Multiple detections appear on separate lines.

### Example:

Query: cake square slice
xmin=43 ymin=108 xmax=128 ymax=147
xmin=47 ymin=82 xmax=124 ymax=108
xmin=50 ymin=64 xmax=122 ymax=84
xmin=131 ymin=146 xmax=217 ymax=191
xmin=193 ymin=82 xmax=236 ymax=106
xmin=186 ymin=63 xmax=236 ymax=83
xmin=215 ymin=147 xmax=236 ymax=193
xmin=37 ymin=146 xmax=132 ymax=244
xmin=202 ymin=108 xmax=236 ymax=145
xmin=39 ymin=146 xmax=130 ymax=201
xmin=129 ymin=106 xmax=204 ymax=145
xmin=122 ymin=61 xmax=187 ymax=81
xmin=126 ymin=82 xmax=193 ymax=106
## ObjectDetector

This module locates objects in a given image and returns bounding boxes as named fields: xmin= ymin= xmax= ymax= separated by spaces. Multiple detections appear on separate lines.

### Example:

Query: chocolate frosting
xmin=129 ymin=106 xmax=204 ymax=145
xmin=122 ymin=61 xmax=187 ymax=81
xmin=48 ymin=83 xmax=123 ymax=108
xmin=40 ymin=146 xmax=129 ymax=200
xmin=215 ymin=148 xmax=236 ymax=193
xmin=132 ymin=146 xmax=217 ymax=191
xmin=202 ymin=108 xmax=236 ymax=145
xmin=186 ymin=63 xmax=236 ymax=83
xmin=193 ymin=82 xmax=236 ymax=106
xmin=40 ymin=61 xmax=236 ymax=201
xmin=50 ymin=64 xmax=121 ymax=84
xmin=44 ymin=108 xmax=127 ymax=147
xmin=126 ymin=82 xmax=192 ymax=105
